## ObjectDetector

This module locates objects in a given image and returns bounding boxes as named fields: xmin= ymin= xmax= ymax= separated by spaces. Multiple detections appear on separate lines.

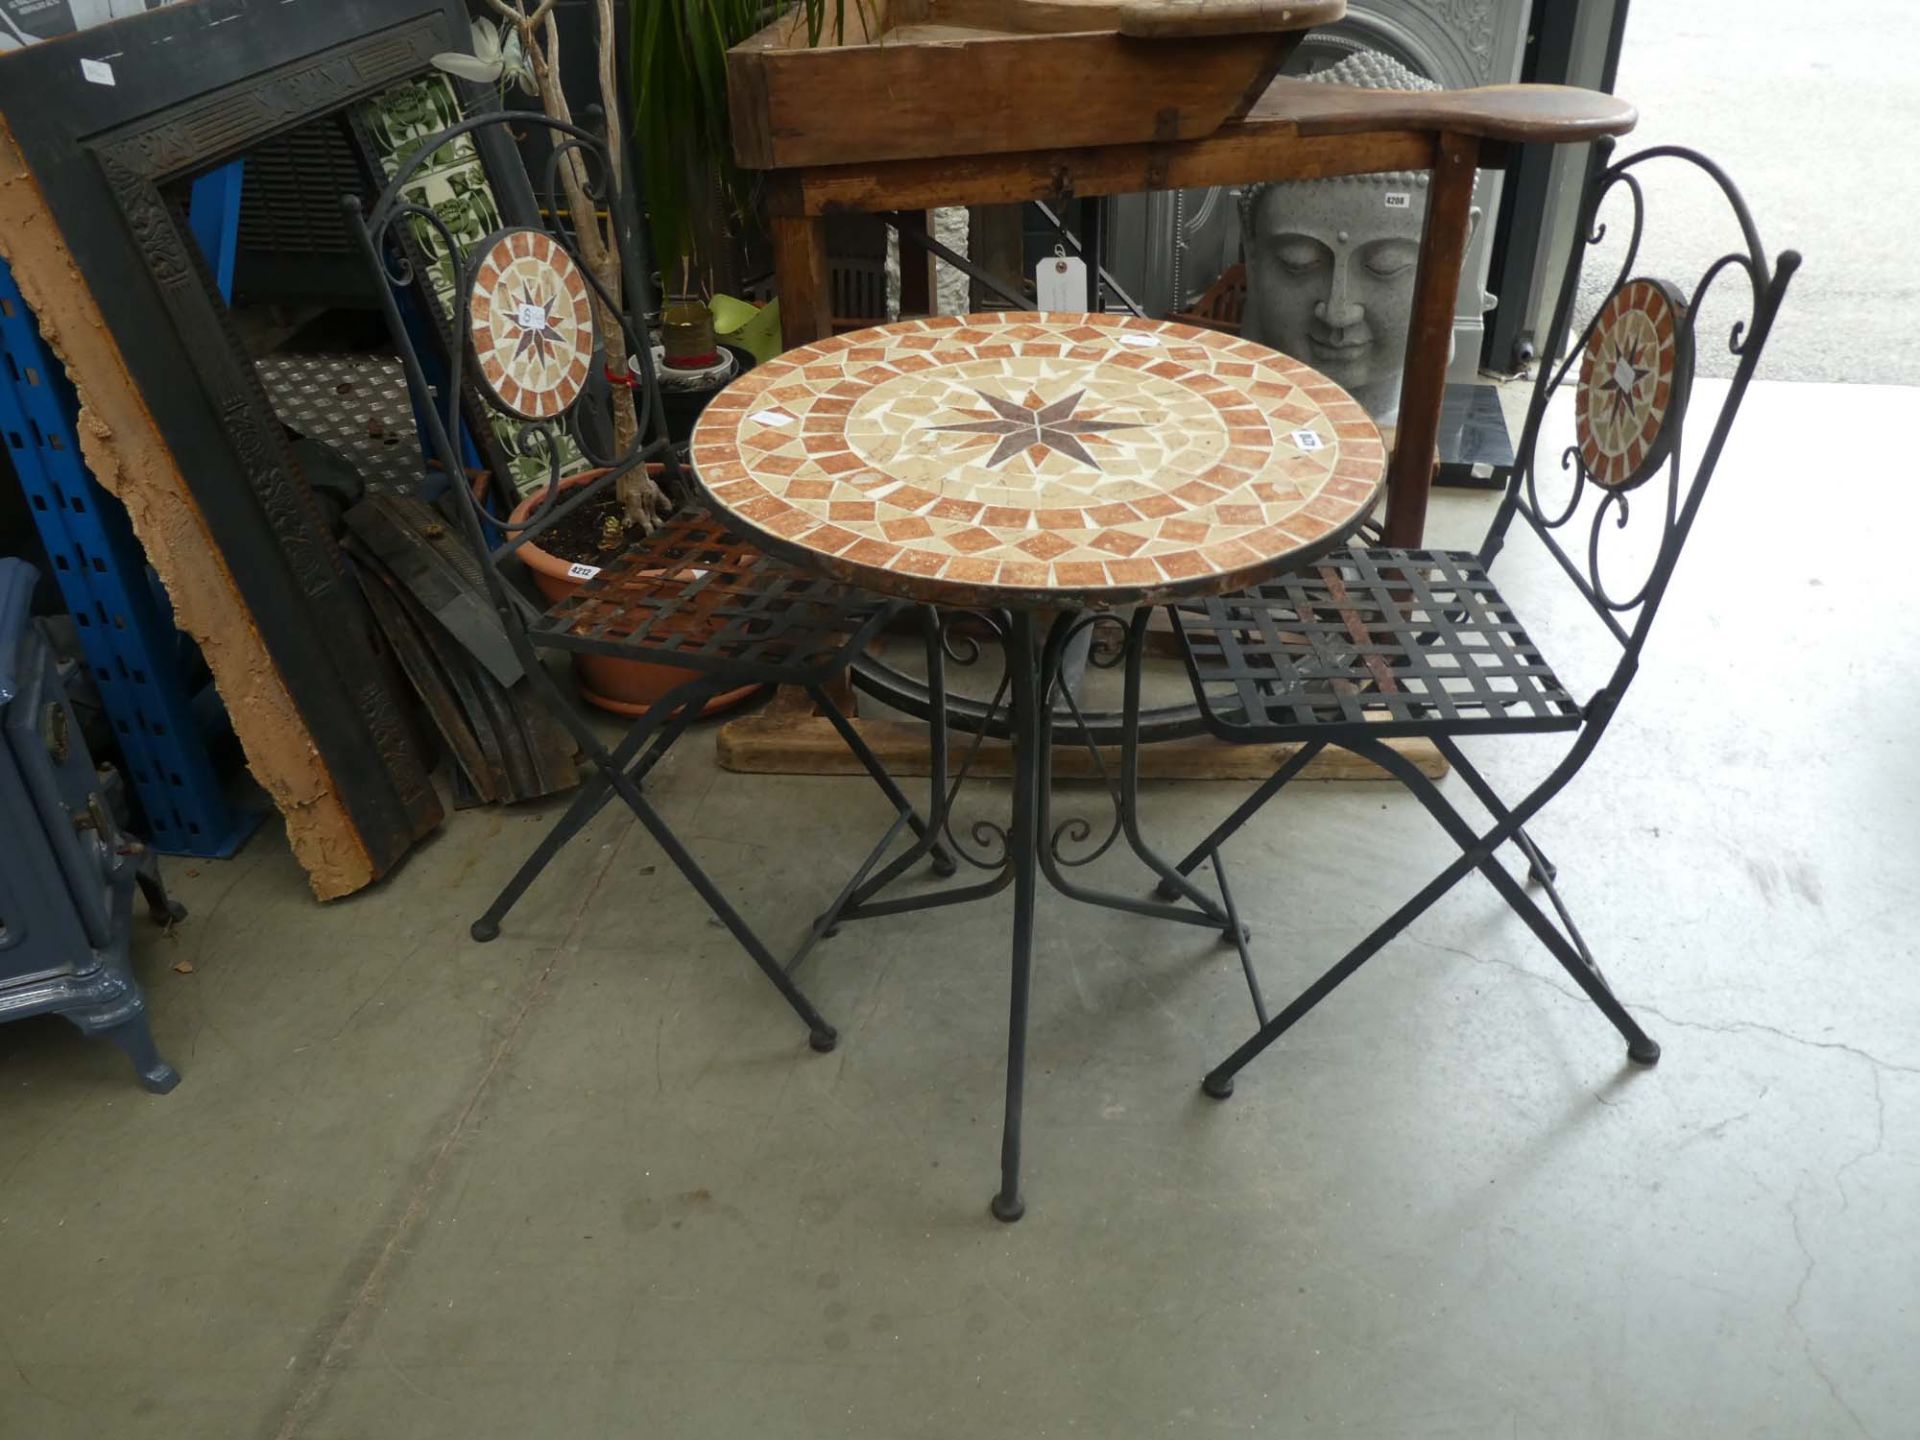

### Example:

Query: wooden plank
xmin=715 ymin=709 xmax=1448 ymax=781
xmin=1253 ymin=75 xmax=1636 ymax=143
xmin=780 ymin=127 xmax=1437 ymax=216
xmin=771 ymin=213 xmax=835 ymax=348
xmin=729 ymin=5 xmax=1636 ymax=172
xmin=1384 ymin=129 xmax=1479 ymax=547
xmin=730 ymin=22 xmax=1295 ymax=169
xmin=931 ymin=0 xmax=1345 ymax=38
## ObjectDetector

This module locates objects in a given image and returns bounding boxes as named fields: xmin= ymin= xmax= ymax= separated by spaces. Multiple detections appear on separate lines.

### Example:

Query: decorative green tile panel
xmin=358 ymin=76 xmax=589 ymax=495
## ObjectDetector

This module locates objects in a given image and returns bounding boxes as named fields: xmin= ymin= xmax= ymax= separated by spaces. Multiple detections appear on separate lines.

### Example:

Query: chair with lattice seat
xmin=347 ymin=112 xmax=944 ymax=1053
xmin=1162 ymin=145 xmax=1799 ymax=1097
xmin=1174 ymin=545 xmax=1585 ymax=741
xmin=527 ymin=510 xmax=886 ymax=679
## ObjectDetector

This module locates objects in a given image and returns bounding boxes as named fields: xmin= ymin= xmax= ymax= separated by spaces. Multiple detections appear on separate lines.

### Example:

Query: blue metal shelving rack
xmin=0 ymin=256 xmax=258 ymax=858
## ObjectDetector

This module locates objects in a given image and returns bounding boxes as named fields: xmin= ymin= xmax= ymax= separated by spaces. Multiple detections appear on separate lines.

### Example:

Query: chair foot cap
xmin=1628 ymin=1037 xmax=1662 ymax=1065
xmin=152 ymin=900 xmax=189 ymax=925
xmin=808 ymin=1028 xmax=838 ymax=1054
xmin=930 ymin=851 xmax=959 ymax=878
xmin=470 ymin=919 xmax=501 ymax=943
xmin=1202 ymin=1073 xmax=1235 ymax=1100
xmin=1528 ymin=862 xmax=1558 ymax=885
xmin=990 ymin=1193 xmax=1025 ymax=1223
xmin=1155 ymin=878 xmax=1184 ymax=902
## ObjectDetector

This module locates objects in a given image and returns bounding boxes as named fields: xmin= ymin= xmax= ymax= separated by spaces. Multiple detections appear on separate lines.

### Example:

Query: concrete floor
xmin=3 ymin=377 xmax=1916 ymax=1438
xmin=1610 ymin=0 xmax=1920 ymax=385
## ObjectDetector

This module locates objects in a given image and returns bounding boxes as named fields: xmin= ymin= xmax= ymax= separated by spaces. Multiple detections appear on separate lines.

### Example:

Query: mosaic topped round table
xmin=690 ymin=312 xmax=1386 ymax=1222
xmin=690 ymin=311 xmax=1385 ymax=609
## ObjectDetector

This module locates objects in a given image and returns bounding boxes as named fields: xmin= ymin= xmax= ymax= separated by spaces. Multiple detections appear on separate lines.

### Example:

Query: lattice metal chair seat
xmin=526 ymin=510 xmax=884 ymax=685
xmin=1175 ymin=546 xmax=1582 ymax=740
xmin=1161 ymin=144 xmax=1800 ymax=1101
xmin=347 ymin=112 xmax=943 ymax=1054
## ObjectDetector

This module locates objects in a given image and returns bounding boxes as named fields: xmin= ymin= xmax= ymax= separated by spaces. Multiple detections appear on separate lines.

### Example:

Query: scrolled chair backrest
xmin=1488 ymin=143 xmax=1800 ymax=700
xmin=343 ymin=110 xmax=678 ymax=611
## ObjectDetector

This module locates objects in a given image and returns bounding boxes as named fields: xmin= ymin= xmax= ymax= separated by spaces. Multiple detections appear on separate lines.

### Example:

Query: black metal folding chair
xmin=346 ymin=113 xmax=944 ymax=1052
xmin=1164 ymin=145 xmax=1799 ymax=1096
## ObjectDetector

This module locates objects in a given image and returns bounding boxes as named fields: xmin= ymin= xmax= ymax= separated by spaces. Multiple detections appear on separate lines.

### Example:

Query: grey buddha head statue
xmin=1240 ymin=50 xmax=1477 ymax=424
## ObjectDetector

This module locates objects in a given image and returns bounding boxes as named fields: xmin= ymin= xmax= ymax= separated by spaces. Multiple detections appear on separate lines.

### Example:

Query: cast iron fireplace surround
xmin=0 ymin=0 xmax=550 ymax=880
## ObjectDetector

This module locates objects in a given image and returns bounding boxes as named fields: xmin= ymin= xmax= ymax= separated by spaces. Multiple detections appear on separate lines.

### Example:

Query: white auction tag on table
xmin=1292 ymin=429 xmax=1327 ymax=452
xmin=1118 ymin=333 xmax=1160 ymax=348
xmin=1035 ymin=254 xmax=1088 ymax=312
xmin=748 ymin=408 xmax=795 ymax=427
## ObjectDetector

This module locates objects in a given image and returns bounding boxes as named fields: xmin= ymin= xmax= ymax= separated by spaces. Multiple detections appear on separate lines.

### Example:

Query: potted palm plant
xmin=631 ymin=0 xmax=768 ymax=368
xmin=632 ymin=1 xmax=856 ymax=369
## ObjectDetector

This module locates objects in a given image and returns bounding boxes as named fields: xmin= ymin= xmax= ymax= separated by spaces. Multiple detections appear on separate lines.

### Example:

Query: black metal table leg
xmin=992 ymin=610 xmax=1042 ymax=1224
xmin=819 ymin=602 xmax=1237 ymax=1220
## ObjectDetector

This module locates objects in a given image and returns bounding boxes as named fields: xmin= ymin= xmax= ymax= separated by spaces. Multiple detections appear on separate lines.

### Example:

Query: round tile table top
xmin=689 ymin=312 xmax=1386 ymax=608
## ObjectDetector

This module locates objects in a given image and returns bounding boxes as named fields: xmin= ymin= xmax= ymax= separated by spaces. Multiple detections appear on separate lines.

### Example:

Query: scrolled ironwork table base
xmin=688 ymin=312 xmax=1386 ymax=1218
xmin=799 ymin=606 xmax=1254 ymax=1222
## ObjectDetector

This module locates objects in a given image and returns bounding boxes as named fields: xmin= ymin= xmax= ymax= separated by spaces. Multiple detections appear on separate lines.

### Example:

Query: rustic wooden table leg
xmin=772 ymin=209 xmax=834 ymax=349
xmin=1383 ymin=130 xmax=1480 ymax=548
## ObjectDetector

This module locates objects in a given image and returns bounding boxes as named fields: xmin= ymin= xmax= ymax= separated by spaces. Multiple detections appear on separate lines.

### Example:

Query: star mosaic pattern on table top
xmin=467 ymin=229 xmax=596 ymax=422
xmin=689 ymin=312 xmax=1386 ymax=603
xmin=1575 ymin=277 xmax=1687 ymax=491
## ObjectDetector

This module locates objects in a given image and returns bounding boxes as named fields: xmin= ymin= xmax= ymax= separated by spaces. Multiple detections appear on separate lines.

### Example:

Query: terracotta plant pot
xmin=508 ymin=468 xmax=761 ymax=719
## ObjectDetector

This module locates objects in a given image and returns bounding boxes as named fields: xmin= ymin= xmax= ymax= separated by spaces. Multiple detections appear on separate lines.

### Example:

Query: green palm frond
xmin=630 ymin=0 xmax=850 ymax=286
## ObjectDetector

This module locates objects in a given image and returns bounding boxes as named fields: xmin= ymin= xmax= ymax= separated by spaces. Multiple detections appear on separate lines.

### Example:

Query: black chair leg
xmin=471 ymin=670 xmax=837 ymax=1046
xmin=615 ymin=781 xmax=839 ymax=1050
xmin=1155 ymin=740 xmax=1326 ymax=900
xmin=807 ymin=681 xmax=955 ymax=877
xmin=1200 ymin=738 xmax=1657 ymax=1097
xmin=1431 ymin=736 xmax=1559 ymax=886
xmin=1366 ymin=741 xmax=1658 ymax=1065
xmin=471 ymin=683 xmax=705 ymax=943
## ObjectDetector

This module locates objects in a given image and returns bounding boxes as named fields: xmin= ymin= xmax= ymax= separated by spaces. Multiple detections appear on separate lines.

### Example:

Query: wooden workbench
xmin=752 ymin=74 xmax=1635 ymax=545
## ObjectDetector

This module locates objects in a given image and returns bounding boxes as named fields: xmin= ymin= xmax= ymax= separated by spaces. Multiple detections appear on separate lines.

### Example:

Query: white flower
xmin=431 ymin=18 xmax=538 ymax=97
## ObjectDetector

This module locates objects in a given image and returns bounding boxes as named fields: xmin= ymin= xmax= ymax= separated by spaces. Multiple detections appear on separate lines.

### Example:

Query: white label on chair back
xmin=566 ymin=562 xmax=600 ymax=580
xmin=1291 ymin=429 xmax=1326 ymax=452
xmin=748 ymin=408 xmax=795 ymax=427
xmin=1384 ymin=192 xmax=1412 ymax=210
xmin=1035 ymin=255 xmax=1088 ymax=312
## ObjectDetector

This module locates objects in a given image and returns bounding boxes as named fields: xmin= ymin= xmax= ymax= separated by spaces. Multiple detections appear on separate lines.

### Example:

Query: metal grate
xmin=236 ymin=121 xmax=364 ymax=260
xmin=256 ymin=353 xmax=423 ymax=492
xmin=527 ymin=511 xmax=892 ymax=684
xmin=1172 ymin=547 xmax=1583 ymax=739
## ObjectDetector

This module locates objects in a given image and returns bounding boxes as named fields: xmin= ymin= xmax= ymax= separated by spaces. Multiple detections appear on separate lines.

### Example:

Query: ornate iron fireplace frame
xmin=0 ymin=0 xmax=538 ymax=890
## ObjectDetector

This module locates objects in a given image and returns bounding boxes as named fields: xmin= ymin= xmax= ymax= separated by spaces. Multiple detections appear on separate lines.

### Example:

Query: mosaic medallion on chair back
xmin=690 ymin=313 xmax=1385 ymax=602
xmin=355 ymin=77 xmax=590 ymax=493
xmin=467 ymin=230 xmax=595 ymax=421
xmin=1575 ymin=278 xmax=1692 ymax=491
